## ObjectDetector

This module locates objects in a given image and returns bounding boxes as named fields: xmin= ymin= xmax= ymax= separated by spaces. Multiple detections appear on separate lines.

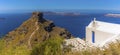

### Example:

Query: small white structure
xmin=86 ymin=18 xmax=120 ymax=47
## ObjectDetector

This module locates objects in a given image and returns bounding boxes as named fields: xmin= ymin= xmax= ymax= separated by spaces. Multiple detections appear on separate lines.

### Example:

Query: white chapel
xmin=86 ymin=18 xmax=120 ymax=47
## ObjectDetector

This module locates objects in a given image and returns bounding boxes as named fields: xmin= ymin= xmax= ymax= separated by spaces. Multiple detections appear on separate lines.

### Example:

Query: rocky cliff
xmin=3 ymin=12 xmax=74 ymax=48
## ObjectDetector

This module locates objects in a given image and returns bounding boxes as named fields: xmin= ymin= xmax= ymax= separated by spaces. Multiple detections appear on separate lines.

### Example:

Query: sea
xmin=1 ymin=11 xmax=120 ymax=38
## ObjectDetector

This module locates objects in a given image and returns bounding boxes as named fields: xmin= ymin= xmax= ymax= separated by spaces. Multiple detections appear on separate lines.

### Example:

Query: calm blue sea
xmin=1 ymin=13 xmax=120 ymax=38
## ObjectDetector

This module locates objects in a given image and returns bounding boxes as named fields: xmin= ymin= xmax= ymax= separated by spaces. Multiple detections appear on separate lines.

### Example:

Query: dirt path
xmin=28 ymin=22 xmax=39 ymax=49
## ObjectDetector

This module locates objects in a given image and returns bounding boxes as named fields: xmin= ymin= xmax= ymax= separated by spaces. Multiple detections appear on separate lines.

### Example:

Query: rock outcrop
xmin=63 ymin=38 xmax=93 ymax=52
xmin=32 ymin=12 xmax=46 ymax=23
xmin=4 ymin=12 xmax=74 ymax=48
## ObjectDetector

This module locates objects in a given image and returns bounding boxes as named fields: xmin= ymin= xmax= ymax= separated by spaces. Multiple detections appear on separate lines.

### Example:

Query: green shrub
xmin=31 ymin=36 xmax=63 ymax=55
xmin=0 ymin=39 xmax=30 ymax=55
xmin=0 ymin=39 xmax=5 ymax=53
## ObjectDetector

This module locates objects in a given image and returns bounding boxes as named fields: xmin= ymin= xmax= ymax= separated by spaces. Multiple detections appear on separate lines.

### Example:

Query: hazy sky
xmin=0 ymin=0 xmax=120 ymax=13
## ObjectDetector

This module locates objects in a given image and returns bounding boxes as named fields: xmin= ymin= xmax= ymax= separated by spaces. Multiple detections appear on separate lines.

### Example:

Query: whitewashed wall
xmin=86 ymin=27 xmax=115 ymax=46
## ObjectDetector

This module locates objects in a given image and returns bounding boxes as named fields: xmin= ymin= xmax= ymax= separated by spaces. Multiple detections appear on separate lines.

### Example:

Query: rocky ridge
xmin=3 ymin=12 xmax=73 ymax=48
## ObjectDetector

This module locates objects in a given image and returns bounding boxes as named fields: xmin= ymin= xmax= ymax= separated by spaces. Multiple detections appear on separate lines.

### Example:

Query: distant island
xmin=44 ymin=11 xmax=80 ymax=16
xmin=105 ymin=13 xmax=120 ymax=18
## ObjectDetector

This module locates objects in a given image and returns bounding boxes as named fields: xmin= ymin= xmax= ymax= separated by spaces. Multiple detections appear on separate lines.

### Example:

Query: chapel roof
xmin=87 ymin=20 xmax=120 ymax=34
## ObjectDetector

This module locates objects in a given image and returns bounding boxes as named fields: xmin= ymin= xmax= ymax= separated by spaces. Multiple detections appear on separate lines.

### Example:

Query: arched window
xmin=92 ymin=31 xmax=95 ymax=43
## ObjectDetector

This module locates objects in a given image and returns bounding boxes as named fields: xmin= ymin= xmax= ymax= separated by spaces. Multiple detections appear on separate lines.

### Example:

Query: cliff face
xmin=4 ymin=12 xmax=73 ymax=48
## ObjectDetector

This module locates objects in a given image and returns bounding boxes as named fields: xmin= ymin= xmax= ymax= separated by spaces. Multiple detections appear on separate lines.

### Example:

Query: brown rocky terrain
xmin=3 ymin=12 xmax=74 ymax=48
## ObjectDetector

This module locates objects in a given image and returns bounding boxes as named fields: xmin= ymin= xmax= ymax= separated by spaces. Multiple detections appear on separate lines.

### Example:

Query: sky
xmin=0 ymin=0 xmax=120 ymax=13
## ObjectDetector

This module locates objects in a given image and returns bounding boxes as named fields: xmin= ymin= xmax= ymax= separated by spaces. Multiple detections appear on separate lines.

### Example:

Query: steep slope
xmin=3 ymin=12 xmax=73 ymax=48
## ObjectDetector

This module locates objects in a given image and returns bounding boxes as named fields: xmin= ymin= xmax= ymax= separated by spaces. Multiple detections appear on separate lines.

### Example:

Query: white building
xmin=86 ymin=18 xmax=120 ymax=47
